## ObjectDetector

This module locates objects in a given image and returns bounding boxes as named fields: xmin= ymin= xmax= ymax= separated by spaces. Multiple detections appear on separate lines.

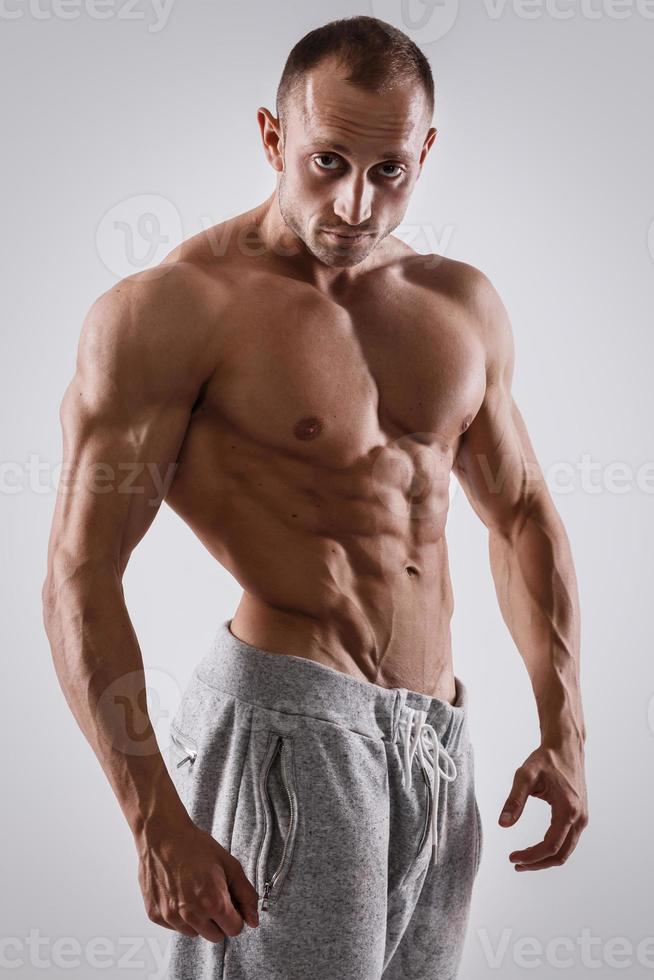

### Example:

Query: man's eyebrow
xmin=307 ymin=137 xmax=410 ymax=159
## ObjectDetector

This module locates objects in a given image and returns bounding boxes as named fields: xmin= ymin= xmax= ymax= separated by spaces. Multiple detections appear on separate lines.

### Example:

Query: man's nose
xmin=332 ymin=174 xmax=373 ymax=226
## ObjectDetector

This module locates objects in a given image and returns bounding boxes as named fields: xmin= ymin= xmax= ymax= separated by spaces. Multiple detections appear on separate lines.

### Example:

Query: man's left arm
xmin=453 ymin=271 xmax=588 ymax=871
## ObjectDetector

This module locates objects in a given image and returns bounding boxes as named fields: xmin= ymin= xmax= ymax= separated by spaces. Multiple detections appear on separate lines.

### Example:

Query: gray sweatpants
xmin=166 ymin=619 xmax=482 ymax=980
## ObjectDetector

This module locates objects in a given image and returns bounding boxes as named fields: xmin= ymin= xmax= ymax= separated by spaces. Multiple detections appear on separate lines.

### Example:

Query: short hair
xmin=276 ymin=16 xmax=435 ymax=134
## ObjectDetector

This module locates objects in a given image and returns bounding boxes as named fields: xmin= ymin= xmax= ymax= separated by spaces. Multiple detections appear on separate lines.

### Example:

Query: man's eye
xmin=314 ymin=155 xmax=341 ymax=170
xmin=313 ymin=156 xmax=404 ymax=177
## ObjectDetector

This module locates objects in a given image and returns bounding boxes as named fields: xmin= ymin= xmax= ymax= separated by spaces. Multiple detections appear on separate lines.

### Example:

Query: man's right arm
xmin=42 ymin=264 xmax=259 ymax=939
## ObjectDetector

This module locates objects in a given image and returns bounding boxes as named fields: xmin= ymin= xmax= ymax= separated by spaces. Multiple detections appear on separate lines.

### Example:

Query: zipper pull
xmin=261 ymin=880 xmax=271 ymax=911
xmin=176 ymin=755 xmax=194 ymax=769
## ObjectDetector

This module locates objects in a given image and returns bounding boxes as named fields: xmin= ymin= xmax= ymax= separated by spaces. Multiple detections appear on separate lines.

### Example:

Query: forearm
xmin=42 ymin=557 xmax=192 ymax=843
xmin=488 ymin=494 xmax=586 ymax=748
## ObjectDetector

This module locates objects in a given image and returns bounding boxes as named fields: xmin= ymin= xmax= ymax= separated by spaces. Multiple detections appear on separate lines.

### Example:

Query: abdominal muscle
xmin=230 ymin=552 xmax=457 ymax=703
xmin=165 ymin=414 xmax=459 ymax=703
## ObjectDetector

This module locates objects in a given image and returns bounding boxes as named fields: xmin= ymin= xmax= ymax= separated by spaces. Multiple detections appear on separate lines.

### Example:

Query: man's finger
xmin=499 ymin=766 xmax=535 ymax=825
xmin=208 ymin=886 xmax=247 ymax=938
xmin=514 ymin=822 xmax=581 ymax=871
xmin=509 ymin=810 xmax=572 ymax=864
xmin=196 ymin=865 xmax=247 ymax=938
xmin=226 ymin=860 xmax=260 ymax=928
xmin=180 ymin=909 xmax=225 ymax=943
xmin=165 ymin=909 xmax=201 ymax=939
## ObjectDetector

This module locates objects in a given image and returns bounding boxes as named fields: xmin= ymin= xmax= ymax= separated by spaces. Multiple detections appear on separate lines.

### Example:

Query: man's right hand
xmin=136 ymin=817 xmax=260 ymax=941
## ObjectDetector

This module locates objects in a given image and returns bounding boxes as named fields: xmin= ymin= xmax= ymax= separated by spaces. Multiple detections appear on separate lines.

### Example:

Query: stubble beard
xmin=277 ymin=171 xmax=383 ymax=269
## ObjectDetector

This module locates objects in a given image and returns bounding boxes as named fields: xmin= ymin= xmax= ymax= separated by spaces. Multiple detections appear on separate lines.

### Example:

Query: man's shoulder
xmin=401 ymin=252 xmax=514 ymax=376
xmin=76 ymin=258 xmax=226 ymax=403
xmin=86 ymin=259 xmax=216 ymax=342
xmin=402 ymin=252 xmax=495 ymax=308
xmin=161 ymin=210 xmax=264 ymax=280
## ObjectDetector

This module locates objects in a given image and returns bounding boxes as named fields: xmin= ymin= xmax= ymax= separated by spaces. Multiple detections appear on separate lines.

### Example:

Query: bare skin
xmin=42 ymin=56 xmax=588 ymax=942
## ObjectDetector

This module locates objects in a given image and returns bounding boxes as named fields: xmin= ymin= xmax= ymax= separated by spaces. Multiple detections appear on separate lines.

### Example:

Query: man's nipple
xmin=293 ymin=416 xmax=324 ymax=440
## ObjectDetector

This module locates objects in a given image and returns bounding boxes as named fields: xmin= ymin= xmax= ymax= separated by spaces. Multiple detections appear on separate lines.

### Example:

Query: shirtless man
xmin=42 ymin=15 xmax=588 ymax=980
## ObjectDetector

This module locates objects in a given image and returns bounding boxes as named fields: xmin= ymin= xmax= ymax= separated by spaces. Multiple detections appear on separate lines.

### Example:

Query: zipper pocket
xmin=256 ymin=733 xmax=299 ymax=912
xmin=414 ymin=765 xmax=433 ymax=859
xmin=170 ymin=726 xmax=198 ymax=769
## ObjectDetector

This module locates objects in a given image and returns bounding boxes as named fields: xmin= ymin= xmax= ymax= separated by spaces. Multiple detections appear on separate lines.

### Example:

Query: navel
xmin=293 ymin=416 xmax=324 ymax=441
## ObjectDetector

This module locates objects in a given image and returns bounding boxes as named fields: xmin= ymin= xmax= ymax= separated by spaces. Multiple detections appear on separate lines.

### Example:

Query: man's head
xmin=258 ymin=16 xmax=437 ymax=269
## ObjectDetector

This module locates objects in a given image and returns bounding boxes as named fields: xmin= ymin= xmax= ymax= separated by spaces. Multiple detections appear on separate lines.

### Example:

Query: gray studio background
xmin=1 ymin=1 xmax=653 ymax=977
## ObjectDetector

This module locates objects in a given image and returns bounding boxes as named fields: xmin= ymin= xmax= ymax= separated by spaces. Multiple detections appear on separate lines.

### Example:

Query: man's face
xmin=274 ymin=58 xmax=436 ymax=269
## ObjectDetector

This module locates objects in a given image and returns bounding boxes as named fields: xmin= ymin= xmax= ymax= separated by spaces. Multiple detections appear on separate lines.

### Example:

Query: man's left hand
xmin=498 ymin=740 xmax=588 ymax=871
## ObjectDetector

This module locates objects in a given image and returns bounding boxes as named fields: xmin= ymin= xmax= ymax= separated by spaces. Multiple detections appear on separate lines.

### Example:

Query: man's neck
xmin=252 ymin=189 xmax=399 ymax=294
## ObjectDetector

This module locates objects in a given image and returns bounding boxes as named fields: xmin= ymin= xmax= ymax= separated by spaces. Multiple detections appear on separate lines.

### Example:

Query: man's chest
xmin=197 ymin=276 xmax=487 ymax=468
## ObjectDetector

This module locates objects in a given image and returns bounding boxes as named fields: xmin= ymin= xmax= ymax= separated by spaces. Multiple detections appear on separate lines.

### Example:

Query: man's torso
xmin=158 ymin=209 xmax=488 ymax=701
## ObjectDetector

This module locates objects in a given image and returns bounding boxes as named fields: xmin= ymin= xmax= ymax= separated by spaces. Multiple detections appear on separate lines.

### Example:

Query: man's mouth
xmin=322 ymin=229 xmax=372 ymax=242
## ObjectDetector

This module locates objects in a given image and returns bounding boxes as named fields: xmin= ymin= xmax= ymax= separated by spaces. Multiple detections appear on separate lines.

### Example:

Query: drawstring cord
xmin=395 ymin=705 xmax=458 ymax=866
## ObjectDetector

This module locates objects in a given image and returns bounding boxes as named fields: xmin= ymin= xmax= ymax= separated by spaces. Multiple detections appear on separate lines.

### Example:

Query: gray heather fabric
xmin=165 ymin=619 xmax=482 ymax=980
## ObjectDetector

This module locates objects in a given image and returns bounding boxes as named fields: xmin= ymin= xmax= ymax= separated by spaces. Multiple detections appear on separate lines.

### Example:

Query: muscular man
xmin=43 ymin=15 xmax=588 ymax=980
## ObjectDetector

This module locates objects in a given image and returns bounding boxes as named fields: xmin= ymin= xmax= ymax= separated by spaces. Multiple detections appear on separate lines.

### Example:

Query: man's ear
xmin=257 ymin=107 xmax=284 ymax=173
xmin=418 ymin=127 xmax=438 ymax=171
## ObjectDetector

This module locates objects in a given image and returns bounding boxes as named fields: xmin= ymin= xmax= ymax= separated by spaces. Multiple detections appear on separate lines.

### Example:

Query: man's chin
xmin=311 ymin=237 xmax=377 ymax=268
xmin=321 ymin=253 xmax=368 ymax=268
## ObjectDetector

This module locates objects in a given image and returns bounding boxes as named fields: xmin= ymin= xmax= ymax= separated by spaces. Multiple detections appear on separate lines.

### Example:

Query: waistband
xmin=194 ymin=619 xmax=470 ymax=755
